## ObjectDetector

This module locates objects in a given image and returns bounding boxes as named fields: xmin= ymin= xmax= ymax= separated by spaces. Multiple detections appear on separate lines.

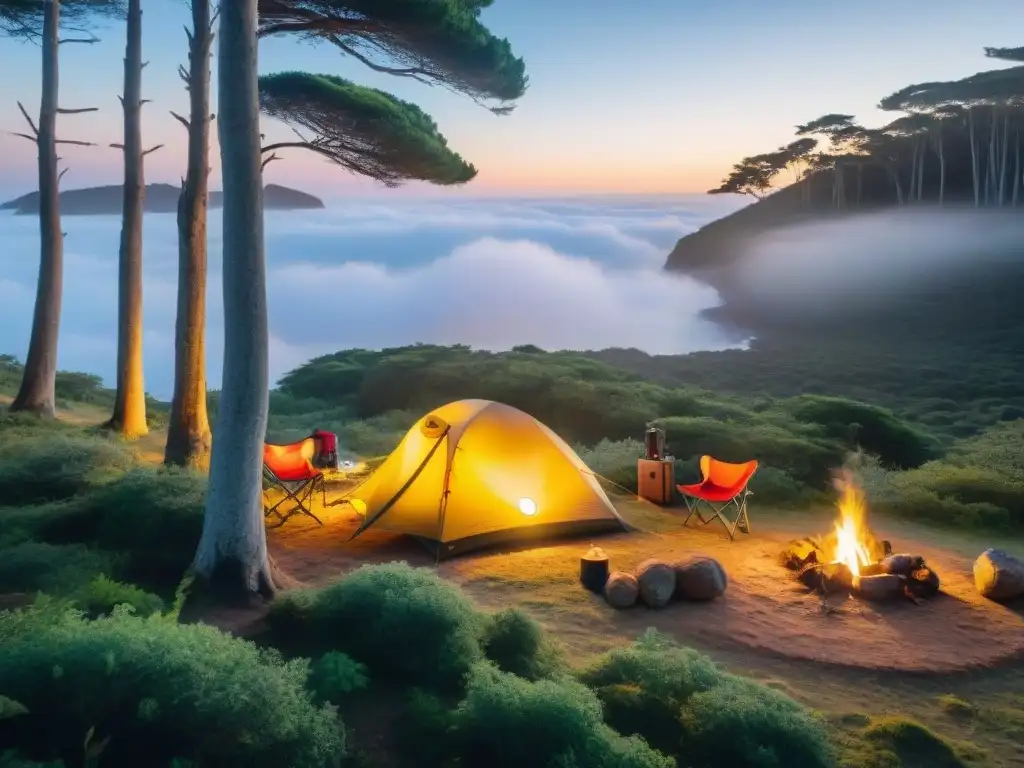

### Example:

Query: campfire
xmin=781 ymin=472 xmax=941 ymax=603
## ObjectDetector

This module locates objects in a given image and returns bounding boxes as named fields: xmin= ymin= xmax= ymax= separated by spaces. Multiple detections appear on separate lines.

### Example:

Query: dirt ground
xmin=270 ymin=496 xmax=1024 ymax=675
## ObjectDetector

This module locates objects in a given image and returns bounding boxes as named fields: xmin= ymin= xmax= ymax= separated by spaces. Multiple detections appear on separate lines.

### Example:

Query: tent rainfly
xmin=345 ymin=399 xmax=627 ymax=557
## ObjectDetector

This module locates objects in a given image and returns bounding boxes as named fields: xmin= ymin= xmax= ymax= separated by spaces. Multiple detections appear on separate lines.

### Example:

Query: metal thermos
xmin=644 ymin=427 xmax=666 ymax=460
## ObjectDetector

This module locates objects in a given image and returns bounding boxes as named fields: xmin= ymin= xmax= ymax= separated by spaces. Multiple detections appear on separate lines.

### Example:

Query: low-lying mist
xmin=0 ymin=196 xmax=744 ymax=398
xmin=731 ymin=206 xmax=1024 ymax=314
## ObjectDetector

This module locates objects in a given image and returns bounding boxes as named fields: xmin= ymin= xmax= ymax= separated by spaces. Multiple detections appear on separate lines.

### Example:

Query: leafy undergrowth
xmin=0 ymin=603 xmax=345 ymax=767
xmin=828 ymin=713 xmax=984 ymax=768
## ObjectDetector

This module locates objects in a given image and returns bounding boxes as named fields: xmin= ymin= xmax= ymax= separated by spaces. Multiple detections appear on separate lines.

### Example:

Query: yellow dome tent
xmin=345 ymin=399 xmax=628 ymax=558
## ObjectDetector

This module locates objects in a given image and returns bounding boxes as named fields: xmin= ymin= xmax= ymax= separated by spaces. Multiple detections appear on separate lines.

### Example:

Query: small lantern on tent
xmin=580 ymin=544 xmax=610 ymax=593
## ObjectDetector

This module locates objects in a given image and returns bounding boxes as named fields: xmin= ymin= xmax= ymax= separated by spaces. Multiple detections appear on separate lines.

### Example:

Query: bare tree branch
xmin=110 ymin=142 xmax=125 ymax=149
xmin=57 ymin=107 xmax=99 ymax=114
xmin=261 ymin=152 xmax=280 ymax=171
xmin=143 ymin=144 xmax=164 ymax=156
xmin=58 ymin=168 xmax=69 ymax=185
xmin=55 ymin=139 xmax=95 ymax=147
xmin=170 ymin=110 xmax=190 ymax=129
xmin=59 ymin=32 xmax=99 ymax=45
xmin=9 ymin=132 xmax=37 ymax=143
xmin=140 ymin=99 xmax=152 ymax=106
xmin=16 ymin=101 xmax=38 ymax=136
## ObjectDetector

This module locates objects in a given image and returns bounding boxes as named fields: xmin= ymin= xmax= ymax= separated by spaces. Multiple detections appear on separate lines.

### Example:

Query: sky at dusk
xmin=0 ymin=0 xmax=1022 ymax=199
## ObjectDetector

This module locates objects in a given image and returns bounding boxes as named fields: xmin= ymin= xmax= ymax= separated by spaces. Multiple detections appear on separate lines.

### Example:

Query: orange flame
xmin=831 ymin=472 xmax=873 ymax=583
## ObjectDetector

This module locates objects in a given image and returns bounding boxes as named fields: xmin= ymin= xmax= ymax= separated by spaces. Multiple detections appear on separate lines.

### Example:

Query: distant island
xmin=0 ymin=183 xmax=325 ymax=215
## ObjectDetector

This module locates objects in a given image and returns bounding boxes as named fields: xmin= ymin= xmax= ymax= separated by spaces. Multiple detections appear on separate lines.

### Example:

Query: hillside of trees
xmin=666 ymin=46 xmax=1024 ymax=278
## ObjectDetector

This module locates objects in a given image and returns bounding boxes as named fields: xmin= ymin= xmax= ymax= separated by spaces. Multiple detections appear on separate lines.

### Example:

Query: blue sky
xmin=0 ymin=0 xmax=1021 ymax=198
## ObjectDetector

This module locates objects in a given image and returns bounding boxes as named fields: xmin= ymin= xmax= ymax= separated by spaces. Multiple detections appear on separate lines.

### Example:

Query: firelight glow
xmin=832 ymin=478 xmax=873 ymax=582
xmin=518 ymin=498 xmax=537 ymax=517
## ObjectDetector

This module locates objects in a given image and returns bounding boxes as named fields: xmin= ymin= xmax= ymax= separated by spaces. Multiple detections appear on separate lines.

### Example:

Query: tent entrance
xmin=348 ymin=425 xmax=451 ymax=542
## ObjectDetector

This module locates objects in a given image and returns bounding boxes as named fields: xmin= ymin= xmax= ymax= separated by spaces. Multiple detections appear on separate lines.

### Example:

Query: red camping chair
xmin=263 ymin=438 xmax=325 ymax=527
xmin=677 ymin=456 xmax=758 ymax=540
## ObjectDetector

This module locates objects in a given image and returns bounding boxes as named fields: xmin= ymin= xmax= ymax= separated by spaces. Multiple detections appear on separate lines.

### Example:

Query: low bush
xmin=480 ymin=608 xmax=565 ymax=682
xmin=579 ymin=630 xmax=833 ymax=768
xmin=267 ymin=562 xmax=485 ymax=691
xmin=85 ymin=468 xmax=205 ymax=590
xmin=0 ymin=542 xmax=114 ymax=595
xmin=0 ymin=606 xmax=346 ymax=768
xmin=307 ymin=651 xmax=370 ymax=706
xmin=857 ymin=423 xmax=1024 ymax=531
xmin=67 ymin=575 xmax=164 ymax=619
xmin=0 ymin=433 xmax=131 ymax=507
xmin=861 ymin=716 xmax=970 ymax=767
xmin=787 ymin=395 xmax=939 ymax=469
xmin=448 ymin=663 xmax=673 ymax=768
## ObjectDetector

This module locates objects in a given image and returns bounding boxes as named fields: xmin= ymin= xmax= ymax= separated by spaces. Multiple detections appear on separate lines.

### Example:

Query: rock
xmin=604 ymin=571 xmax=639 ymax=609
xmin=974 ymin=549 xmax=1024 ymax=602
xmin=881 ymin=554 xmax=923 ymax=576
xmin=673 ymin=556 xmax=727 ymax=601
xmin=636 ymin=559 xmax=676 ymax=608
xmin=856 ymin=574 xmax=901 ymax=600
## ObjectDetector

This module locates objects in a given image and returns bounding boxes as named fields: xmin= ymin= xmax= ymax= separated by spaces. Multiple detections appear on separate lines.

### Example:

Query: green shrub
xmin=0 ymin=606 xmax=345 ymax=768
xmin=480 ymin=608 xmax=565 ymax=681
xmin=580 ymin=630 xmax=832 ymax=768
xmin=0 ymin=433 xmax=131 ymax=507
xmin=267 ymin=562 xmax=485 ymax=691
xmin=655 ymin=416 xmax=842 ymax=488
xmin=67 ymin=575 xmax=164 ymax=619
xmin=86 ymin=468 xmax=206 ymax=590
xmin=862 ymin=716 xmax=968 ymax=767
xmin=787 ymin=395 xmax=938 ymax=469
xmin=394 ymin=689 xmax=455 ymax=768
xmin=307 ymin=651 xmax=370 ymax=706
xmin=0 ymin=542 xmax=114 ymax=594
xmin=576 ymin=439 xmax=644 ymax=491
xmin=449 ymin=663 xmax=673 ymax=768
xmin=0 ymin=752 xmax=64 ymax=768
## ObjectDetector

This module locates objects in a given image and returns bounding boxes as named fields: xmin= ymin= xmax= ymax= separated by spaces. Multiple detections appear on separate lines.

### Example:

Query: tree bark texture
xmin=186 ymin=0 xmax=275 ymax=608
xmin=10 ymin=0 xmax=63 ymax=418
xmin=166 ymin=0 xmax=214 ymax=469
xmin=107 ymin=0 xmax=148 ymax=438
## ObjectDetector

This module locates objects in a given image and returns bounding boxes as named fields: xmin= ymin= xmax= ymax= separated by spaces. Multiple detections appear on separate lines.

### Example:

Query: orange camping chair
xmin=677 ymin=456 xmax=758 ymax=540
xmin=263 ymin=438 xmax=325 ymax=527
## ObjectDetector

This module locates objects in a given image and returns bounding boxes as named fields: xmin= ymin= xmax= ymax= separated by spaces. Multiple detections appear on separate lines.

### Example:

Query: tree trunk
xmin=106 ymin=0 xmax=148 ymax=438
xmin=856 ymin=162 xmax=862 ymax=206
xmin=1013 ymin=124 xmax=1020 ymax=207
xmin=10 ymin=0 xmax=63 ymax=418
xmin=969 ymin=108 xmax=980 ymax=207
xmin=998 ymin=112 xmax=1009 ymax=207
xmin=165 ymin=0 xmax=214 ymax=469
xmin=183 ymin=0 xmax=275 ymax=611
xmin=937 ymin=134 xmax=946 ymax=206
xmin=913 ymin=140 xmax=921 ymax=202
xmin=986 ymin=114 xmax=997 ymax=206
xmin=916 ymin=141 xmax=926 ymax=201
xmin=886 ymin=164 xmax=904 ymax=205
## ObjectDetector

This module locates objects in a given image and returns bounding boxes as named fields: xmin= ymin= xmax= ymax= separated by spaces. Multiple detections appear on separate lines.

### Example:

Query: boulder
xmin=856 ymin=573 xmax=901 ymax=600
xmin=604 ymin=571 xmax=639 ymax=609
xmin=636 ymin=559 xmax=676 ymax=608
xmin=974 ymin=549 xmax=1024 ymax=602
xmin=673 ymin=556 xmax=727 ymax=601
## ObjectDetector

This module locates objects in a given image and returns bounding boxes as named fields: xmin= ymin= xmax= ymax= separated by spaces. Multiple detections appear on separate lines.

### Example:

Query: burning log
xmin=781 ymin=471 xmax=941 ymax=603
xmin=906 ymin=566 xmax=940 ymax=599
xmin=798 ymin=561 xmax=854 ymax=594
